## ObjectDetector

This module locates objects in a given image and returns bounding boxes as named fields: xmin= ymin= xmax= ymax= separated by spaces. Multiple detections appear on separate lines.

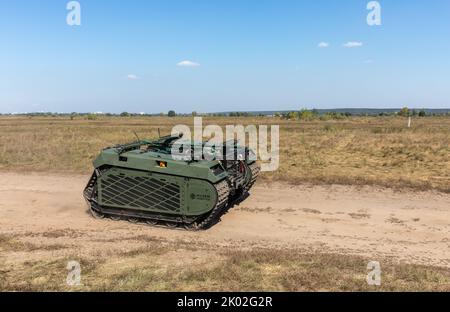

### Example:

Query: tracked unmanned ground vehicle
xmin=83 ymin=135 xmax=260 ymax=230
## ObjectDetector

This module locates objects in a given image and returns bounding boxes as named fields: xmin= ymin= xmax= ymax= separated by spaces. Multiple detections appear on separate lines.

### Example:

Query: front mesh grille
xmin=100 ymin=174 xmax=181 ymax=212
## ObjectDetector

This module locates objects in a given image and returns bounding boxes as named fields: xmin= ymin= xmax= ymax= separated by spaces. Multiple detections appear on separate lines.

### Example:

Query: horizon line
xmin=2 ymin=107 xmax=450 ymax=115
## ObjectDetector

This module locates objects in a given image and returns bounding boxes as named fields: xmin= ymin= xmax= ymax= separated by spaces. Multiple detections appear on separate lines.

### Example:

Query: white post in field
xmin=408 ymin=117 xmax=412 ymax=128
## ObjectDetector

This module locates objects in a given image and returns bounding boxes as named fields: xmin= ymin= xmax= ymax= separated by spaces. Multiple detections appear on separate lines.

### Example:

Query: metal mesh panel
xmin=100 ymin=174 xmax=181 ymax=212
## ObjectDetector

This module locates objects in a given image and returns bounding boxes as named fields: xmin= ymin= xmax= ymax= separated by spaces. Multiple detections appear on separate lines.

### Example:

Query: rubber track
xmin=194 ymin=179 xmax=230 ymax=230
xmin=246 ymin=162 xmax=260 ymax=191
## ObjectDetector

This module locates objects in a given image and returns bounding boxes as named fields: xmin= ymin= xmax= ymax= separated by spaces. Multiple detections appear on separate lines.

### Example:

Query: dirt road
xmin=0 ymin=172 xmax=449 ymax=268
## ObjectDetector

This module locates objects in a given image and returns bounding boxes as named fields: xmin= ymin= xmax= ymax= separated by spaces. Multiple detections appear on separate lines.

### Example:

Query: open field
xmin=0 ymin=116 xmax=449 ymax=291
xmin=0 ymin=115 xmax=449 ymax=192
xmin=0 ymin=172 xmax=449 ymax=291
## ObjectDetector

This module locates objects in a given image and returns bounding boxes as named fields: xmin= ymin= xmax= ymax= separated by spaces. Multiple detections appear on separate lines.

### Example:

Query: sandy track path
xmin=0 ymin=172 xmax=449 ymax=267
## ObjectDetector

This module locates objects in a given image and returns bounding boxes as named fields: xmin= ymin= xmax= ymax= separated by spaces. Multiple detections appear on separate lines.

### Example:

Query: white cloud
xmin=343 ymin=41 xmax=363 ymax=48
xmin=318 ymin=42 xmax=329 ymax=48
xmin=177 ymin=60 xmax=200 ymax=67
xmin=126 ymin=74 xmax=139 ymax=80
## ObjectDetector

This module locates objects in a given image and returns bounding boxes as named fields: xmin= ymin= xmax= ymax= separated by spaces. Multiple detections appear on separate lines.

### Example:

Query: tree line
xmin=1 ymin=107 xmax=447 ymax=119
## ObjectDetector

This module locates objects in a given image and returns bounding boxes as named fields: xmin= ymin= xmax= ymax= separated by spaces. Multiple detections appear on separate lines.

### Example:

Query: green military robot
xmin=83 ymin=134 xmax=260 ymax=230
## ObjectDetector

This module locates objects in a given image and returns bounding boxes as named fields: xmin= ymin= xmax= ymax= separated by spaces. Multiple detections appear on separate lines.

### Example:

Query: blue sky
xmin=1 ymin=0 xmax=449 ymax=113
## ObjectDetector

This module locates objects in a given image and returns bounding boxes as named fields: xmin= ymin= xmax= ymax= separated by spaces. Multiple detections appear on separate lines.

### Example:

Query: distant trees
xmin=298 ymin=108 xmax=314 ymax=120
xmin=1 ymin=109 xmax=446 ymax=120
xmin=287 ymin=112 xmax=297 ymax=120
xmin=398 ymin=107 xmax=429 ymax=117
xmin=281 ymin=111 xmax=298 ymax=120
xmin=398 ymin=107 xmax=410 ymax=117
xmin=229 ymin=112 xmax=251 ymax=117
xmin=276 ymin=109 xmax=355 ymax=121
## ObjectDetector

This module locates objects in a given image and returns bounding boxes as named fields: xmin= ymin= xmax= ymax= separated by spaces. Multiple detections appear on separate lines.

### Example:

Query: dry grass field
xmin=0 ymin=115 xmax=449 ymax=292
xmin=2 ymin=233 xmax=449 ymax=292
xmin=0 ymin=115 xmax=449 ymax=192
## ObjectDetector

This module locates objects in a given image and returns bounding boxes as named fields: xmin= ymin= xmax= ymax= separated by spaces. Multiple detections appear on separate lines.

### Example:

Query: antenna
xmin=133 ymin=131 xmax=141 ymax=142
